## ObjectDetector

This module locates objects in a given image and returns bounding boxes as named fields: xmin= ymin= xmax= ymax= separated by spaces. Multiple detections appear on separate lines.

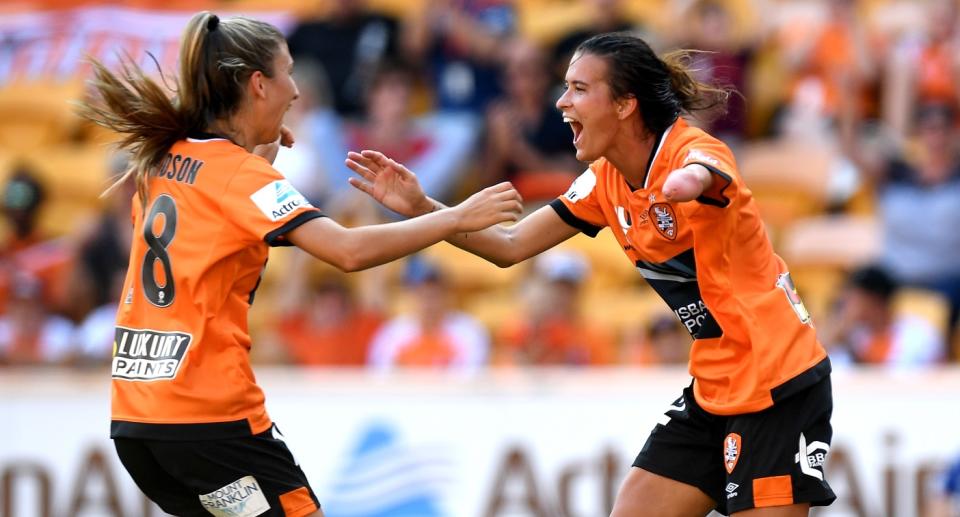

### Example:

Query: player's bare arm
xmin=287 ymin=181 xmax=522 ymax=272
xmin=346 ymin=149 xmax=580 ymax=267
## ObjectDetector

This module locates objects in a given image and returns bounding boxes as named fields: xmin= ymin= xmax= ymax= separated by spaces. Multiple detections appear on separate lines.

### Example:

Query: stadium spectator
xmin=271 ymin=273 xmax=384 ymax=366
xmin=345 ymin=60 xmax=476 ymax=202
xmin=349 ymin=32 xmax=836 ymax=515
xmin=483 ymin=37 xmax=580 ymax=201
xmin=0 ymin=168 xmax=72 ymax=316
xmin=368 ymin=256 xmax=489 ymax=372
xmin=883 ymin=0 xmax=960 ymax=139
xmin=776 ymin=0 xmax=879 ymax=142
xmin=496 ymin=249 xmax=615 ymax=366
xmin=403 ymin=0 xmax=515 ymax=114
xmin=672 ymin=0 xmax=753 ymax=144
xmin=0 ymin=272 xmax=75 ymax=366
xmin=622 ymin=312 xmax=691 ymax=366
xmin=818 ymin=264 xmax=945 ymax=366
xmin=64 ymin=152 xmax=133 ymax=321
xmin=286 ymin=0 xmax=401 ymax=117
xmin=844 ymin=103 xmax=960 ymax=339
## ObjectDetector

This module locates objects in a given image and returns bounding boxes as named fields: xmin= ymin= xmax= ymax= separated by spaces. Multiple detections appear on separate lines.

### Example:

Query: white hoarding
xmin=1 ymin=367 xmax=958 ymax=517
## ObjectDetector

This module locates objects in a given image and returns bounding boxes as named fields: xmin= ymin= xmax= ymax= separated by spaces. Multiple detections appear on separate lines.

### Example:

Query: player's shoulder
xmin=667 ymin=121 xmax=736 ymax=169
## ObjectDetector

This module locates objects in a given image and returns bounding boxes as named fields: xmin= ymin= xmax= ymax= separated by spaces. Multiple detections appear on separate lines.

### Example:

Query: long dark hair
xmin=76 ymin=11 xmax=285 ymax=203
xmin=576 ymin=33 xmax=731 ymax=135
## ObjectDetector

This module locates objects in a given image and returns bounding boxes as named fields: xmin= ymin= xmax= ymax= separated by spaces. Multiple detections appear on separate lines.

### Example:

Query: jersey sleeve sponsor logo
xmin=112 ymin=327 xmax=192 ymax=381
xmin=249 ymin=180 xmax=313 ymax=222
xmin=199 ymin=476 xmax=271 ymax=517
xmin=649 ymin=203 xmax=677 ymax=240
xmin=776 ymin=272 xmax=813 ymax=325
xmin=724 ymin=433 xmax=742 ymax=474
xmin=684 ymin=148 xmax=721 ymax=168
xmin=563 ymin=169 xmax=597 ymax=203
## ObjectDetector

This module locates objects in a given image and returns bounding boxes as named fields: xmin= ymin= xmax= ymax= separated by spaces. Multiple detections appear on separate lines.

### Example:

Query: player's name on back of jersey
xmin=152 ymin=153 xmax=204 ymax=185
xmin=112 ymin=327 xmax=193 ymax=381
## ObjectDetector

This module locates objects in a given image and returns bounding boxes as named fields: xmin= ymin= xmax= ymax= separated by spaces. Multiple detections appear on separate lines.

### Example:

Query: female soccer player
xmin=78 ymin=11 xmax=521 ymax=517
xmin=347 ymin=33 xmax=835 ymax=516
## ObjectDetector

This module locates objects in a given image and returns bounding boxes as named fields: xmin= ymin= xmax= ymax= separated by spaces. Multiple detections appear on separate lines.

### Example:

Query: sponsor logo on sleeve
xmin=111 ymin=327 xmax=192 ymax=381
xmin=199 ymin=476 xmax=270 ymax=517
xmin=563 ymin=169 xmax=597 ymax=203
xmin=724 ymin=433 xmax=742 ymax=474
xmin=684 ymin=148 xmax=721 ymax=168
xmin=249 ymin=180 xmax=312 ymax=222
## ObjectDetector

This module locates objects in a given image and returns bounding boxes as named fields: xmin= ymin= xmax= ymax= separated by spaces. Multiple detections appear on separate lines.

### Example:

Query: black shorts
xmin=633 ymin=375 xmax=836 ymax=515
xmin=114 ymin=424 xmax=320 ymax=517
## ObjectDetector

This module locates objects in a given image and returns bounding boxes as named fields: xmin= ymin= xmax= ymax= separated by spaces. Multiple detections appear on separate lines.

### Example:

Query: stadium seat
xmin=0 ymin=81 xmax=84 ymax=150
xmin=737 ymin=141 xmax=835 ymax=242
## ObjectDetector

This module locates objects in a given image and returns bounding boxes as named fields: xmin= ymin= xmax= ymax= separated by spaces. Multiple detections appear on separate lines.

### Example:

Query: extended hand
xmin=451 ymin=182 xmax=523 ymax=232
xmin=346 ymin=150 xmax=435 ymax=217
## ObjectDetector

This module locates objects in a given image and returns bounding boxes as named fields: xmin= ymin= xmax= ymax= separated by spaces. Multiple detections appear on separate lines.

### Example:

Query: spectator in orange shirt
xmin=274 ymin=274 xmax=383 ymax=366
xmin=367 ymin=256 xmax=489 ymax=372
xmin=497 ymin=249 xmax=615 ymax=366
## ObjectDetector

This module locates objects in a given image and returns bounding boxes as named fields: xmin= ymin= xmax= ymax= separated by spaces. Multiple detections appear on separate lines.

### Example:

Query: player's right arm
xmin=286 ymin=182 xmax=524 ymax=272
xmin=346 ymin=150 xmax=580 ymax=267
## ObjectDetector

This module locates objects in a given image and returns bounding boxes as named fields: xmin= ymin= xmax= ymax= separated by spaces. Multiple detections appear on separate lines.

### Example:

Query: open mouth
xmin=564 ymin=117 xmax=584 ymax=145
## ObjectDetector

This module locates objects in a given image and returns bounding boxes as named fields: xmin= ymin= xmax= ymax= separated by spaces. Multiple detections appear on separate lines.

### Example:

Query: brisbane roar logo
xmin=649 ymin=203 xmax=677 ymax=240
xmin=724 ymin=433 xmax=741 ymax=474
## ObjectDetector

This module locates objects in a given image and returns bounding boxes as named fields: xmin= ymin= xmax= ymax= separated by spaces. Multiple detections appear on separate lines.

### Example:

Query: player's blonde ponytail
xmin=77 ymin=11 xmax=285 ymax=205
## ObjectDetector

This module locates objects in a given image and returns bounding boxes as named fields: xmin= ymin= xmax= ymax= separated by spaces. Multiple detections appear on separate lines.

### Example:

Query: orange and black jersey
xmin=551 ymin=118 xmax=829 ymax=415
xmin=111 ymin=135 xmax=323 ymax=440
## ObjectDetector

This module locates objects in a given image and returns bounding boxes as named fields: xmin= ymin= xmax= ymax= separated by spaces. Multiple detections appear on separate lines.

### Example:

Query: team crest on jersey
xmin=112 ymin=326 xmax=193 ymax=381
xmin=724 ymin=433 xmax=742 ymax=474
xmin=250 ymin=179 xmax=312 ymax=222
xmin=649 ymin=203 xmax=677 ymax=240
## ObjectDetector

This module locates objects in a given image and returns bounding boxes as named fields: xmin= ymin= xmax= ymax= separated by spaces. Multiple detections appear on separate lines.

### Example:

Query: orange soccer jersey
xmin=551 ymin=118 xmax=829 ymax=415
xmin=110 ymin=135 xmax=323 ymax=439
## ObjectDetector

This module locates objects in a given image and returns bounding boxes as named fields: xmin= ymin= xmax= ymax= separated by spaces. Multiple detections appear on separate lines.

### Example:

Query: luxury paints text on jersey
xmin=153 ymin=153 xmax=204 ymax=184
xmin=112 ymin=327 xmax=193 ymax=381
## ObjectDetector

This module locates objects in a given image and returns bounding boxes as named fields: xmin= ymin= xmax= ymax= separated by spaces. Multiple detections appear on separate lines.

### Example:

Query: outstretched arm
xmin=346 ymin=150 xmax=579 ymax=267
xmin=286 ymin=182 xmax=522 ymax=272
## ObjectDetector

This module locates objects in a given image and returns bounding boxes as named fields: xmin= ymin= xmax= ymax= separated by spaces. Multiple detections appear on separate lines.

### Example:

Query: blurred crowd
xmin=1 ymin=0 xmax=960 ymax=374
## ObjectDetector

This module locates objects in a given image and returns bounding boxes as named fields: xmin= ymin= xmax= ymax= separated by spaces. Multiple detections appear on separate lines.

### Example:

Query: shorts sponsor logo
xmin=725 ymin=482 xmax=739 ymax=499
xmin=250 ymin=180 xmax=312 ymax=222
xmin=563 ymin=169 xmax=597 ymax=203
xmin=724 ymin=433 xmax=741 ymax=474
xmin=795 ymin=432 xmax=830 ymax=480
xmin=111 ymin=327 xmax=192 ymax=381
xmin=199 ymin=476 xmax=270 ymax=517
xmin=649 ymin=203 xmax=677 ymax=240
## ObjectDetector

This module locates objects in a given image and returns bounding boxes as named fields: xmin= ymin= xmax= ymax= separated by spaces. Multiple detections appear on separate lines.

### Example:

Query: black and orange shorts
xmin=633 ymin=375 xmax=836 ymax=515
xmin=114 ymin=424 xmax=319 ymax=517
